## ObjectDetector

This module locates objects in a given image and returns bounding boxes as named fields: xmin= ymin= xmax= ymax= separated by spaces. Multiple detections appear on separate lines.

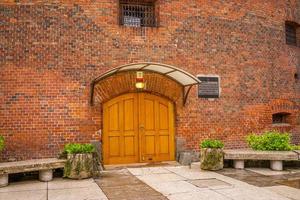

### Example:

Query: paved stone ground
xmin=2 ymin=164 xmax=300 ymax=200
xmin=0 ymin=178 xmax=107 ymax=200
xmin=127 ymin=164 xmax=300 ymax=200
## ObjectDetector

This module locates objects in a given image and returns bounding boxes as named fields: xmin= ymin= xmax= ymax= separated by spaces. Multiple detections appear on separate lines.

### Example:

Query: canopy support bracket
xmin=90 ymin=81 xmax=95 ymax=106
xmin=183 ymin=85 xmax=193 ymax=105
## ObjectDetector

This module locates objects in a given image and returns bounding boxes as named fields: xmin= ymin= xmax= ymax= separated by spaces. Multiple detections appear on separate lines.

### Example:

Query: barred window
xmin=198 ymin=76 xmax=220 ymax=98
xmin=285 ymin=22 xmax=298 ymax=46
xmin=272 ymin=112 xmax=291 ymax=124
xmin=119 ymin=0 xmax=156 ymax=27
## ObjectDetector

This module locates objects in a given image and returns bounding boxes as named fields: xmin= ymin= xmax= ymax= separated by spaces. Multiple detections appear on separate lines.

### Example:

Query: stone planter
xmin=64 ymin=153 xmax=94 ymax=179
xmin=200 ymin=148 xmax=224 ymax=171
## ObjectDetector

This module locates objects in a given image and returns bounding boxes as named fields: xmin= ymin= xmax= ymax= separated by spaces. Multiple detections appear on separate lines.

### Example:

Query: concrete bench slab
xmin=224 ymin=149 xmax=299 ymax=171
xmin=293 ymin=150 xmax=300 ymax=159
xmin=0 ymin=158 xmax=66 ymax=187
xmin=224 ymin=149 xmax=298 ymax=161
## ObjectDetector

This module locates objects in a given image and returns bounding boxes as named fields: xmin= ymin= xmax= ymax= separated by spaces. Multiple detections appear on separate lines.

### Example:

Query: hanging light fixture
xmin=135 ymin=71 xmax=145 ymax=89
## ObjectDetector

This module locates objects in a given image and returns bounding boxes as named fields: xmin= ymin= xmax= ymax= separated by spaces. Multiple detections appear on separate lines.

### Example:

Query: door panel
xmin=103 ymin=93 xmax=174 ymax=164
xmin=103 ymin=93 xmax=139 ymax=164
xmin=139 ymin=93 xmax=175 ymax=162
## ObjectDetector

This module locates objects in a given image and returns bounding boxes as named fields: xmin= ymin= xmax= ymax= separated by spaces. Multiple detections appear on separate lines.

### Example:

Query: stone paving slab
xmin=167 ymin=190 xmax=231 ymax=200
xmin=128 ymin=167 xmax=171 ymax=176
xmin=148 ymin=180 xmax=201 ymax=196
xmin=265 ymin=185 xmax=300 ymax=200
xmin=137 ymin=173 xmax=187 ymax=183
xmin=128 ymin=166 xmax=296 ymax=200
xmin=166 ymin=166 xmax=220 ymax=180
xmin=48 ymin=184 xmax=107 ymax=200
xmin=0 ymin=189 xmax=47 ymax=200
xmin=0 ymin=180 xmax=46 ymax=192
xmin=0 ymin=178 xmax=107 ymax=200
xmin=215 ymin=186 xmax=290 ymax=200
xmin=188 ymin=178 xmax=232 ymax=189
xmin=48 ymin=178 xmax=96 ymax=189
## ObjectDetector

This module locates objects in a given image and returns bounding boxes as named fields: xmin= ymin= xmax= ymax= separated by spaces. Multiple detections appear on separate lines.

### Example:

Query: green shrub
xmin=200 ymin=139 xmax=224 ymax=149
xmin=63 ymin=143 xmax=95 ymax=154
xmin=291 ymin=145 xmax=300 ymax=150
xmin=0 ymin=136 xmax=4 ymax=151
xmin=246 ymin=131 xmax=292 ymax=151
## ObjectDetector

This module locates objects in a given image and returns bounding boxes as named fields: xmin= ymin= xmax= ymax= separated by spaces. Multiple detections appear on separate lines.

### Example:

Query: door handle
xmin=139 ymin=124 xmax=145 ymax=130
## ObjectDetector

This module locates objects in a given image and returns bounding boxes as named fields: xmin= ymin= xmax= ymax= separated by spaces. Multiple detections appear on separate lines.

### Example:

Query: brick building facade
xmin=0 ymin=0 xmax=299 ymax=162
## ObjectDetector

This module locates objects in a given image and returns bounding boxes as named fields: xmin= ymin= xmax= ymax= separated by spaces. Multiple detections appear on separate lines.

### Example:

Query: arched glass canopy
xmin=90 ymin=62 xmax=201 ymax=105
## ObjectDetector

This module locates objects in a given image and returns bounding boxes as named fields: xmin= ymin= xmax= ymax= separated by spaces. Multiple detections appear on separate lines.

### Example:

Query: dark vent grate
xmin=119 ymin=1 xmax=156 ymax=27
xmin=198 ymin=77 xmax=220 ymax=98
xmin=286 ymin=23 xmax=297 ymax=46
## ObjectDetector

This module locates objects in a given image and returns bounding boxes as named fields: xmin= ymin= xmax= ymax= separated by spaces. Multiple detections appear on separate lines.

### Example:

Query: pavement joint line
xmin=210 ymin=185 xmax=236 ymax=190
xmin=48 ymin=186 xmax=91 ymax=190
xmin=0 ymin=189 xmax=47 ymax=193
xmin=210 ymin=188 xmax=236 ymax=200
xmin=161 ymin=166 xmax=195 ymax=182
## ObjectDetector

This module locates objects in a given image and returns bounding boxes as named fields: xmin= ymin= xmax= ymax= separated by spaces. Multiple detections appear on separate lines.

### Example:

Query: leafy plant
xmin=246 ymin=131 xmax=292 ymax=151
xmin=63 ymin=143 xmax=95 ymax=154
xmin=200 ymin=139 xmax=224 ymax=149
xmin=0 ymin=136 xmax=4 ymax=151
xmin=291 ymin=145 xmax=300 ymax=150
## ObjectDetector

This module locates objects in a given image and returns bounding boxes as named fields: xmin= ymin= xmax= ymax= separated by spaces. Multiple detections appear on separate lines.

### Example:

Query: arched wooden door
xmin=103 ymin=93 xmax=175 ymax=165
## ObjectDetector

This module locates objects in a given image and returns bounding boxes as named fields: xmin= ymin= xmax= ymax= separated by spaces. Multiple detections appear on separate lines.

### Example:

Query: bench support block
xmin=0 ymin=174 xmax=8 ymax=187
xmin=270 ymin=160 xmax=283 ymax=171
xmin=39 ymin=169 xmax=53 ymax=182
xmin=233 ymin=160 xmax=245 ymax=169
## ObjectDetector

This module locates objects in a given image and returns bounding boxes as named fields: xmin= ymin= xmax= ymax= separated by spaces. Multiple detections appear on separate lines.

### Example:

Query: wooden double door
xmin=103 ymin=93 xmax=175 ymax=164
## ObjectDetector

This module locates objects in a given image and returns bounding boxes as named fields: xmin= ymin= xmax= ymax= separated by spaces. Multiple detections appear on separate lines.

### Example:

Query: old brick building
xmin=0 ymin=0 xmax=299 ymax=164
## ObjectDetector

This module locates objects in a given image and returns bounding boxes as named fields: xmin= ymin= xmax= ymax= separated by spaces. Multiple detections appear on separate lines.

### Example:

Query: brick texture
xmin=0 ymin=0 xmax=299 ymax=161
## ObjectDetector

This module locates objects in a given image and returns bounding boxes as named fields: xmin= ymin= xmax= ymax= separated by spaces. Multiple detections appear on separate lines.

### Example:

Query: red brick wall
xmin=0 ymin=0 xmax=299 ymax=161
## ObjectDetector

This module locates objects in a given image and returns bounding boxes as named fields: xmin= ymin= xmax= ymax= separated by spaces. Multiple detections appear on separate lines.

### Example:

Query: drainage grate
xmin=188 ymin=178 xmax=231 ymax=188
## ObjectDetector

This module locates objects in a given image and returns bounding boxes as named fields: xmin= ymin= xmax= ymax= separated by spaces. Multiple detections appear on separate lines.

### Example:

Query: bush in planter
xmin=246 ymin=131 xmax=292 ymax=151
xmin=63 ymin=143 xmax=95 ymax=179
xmin=201 ymin=139 xmax=224 ymax=149
xmin=200 ymin=139 xmax=224 ymax=171
xmin=291 ymin=145 xmax=300 ymax=150
xmin=0 ymin=136 xmax=4 ymax=152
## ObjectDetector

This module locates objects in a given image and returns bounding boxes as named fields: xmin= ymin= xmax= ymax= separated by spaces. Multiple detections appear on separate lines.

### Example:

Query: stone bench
xmin=224 ymin=149 xmax=299 ymax=171
xmin=0 ymin=158 xmax=66 ymax=187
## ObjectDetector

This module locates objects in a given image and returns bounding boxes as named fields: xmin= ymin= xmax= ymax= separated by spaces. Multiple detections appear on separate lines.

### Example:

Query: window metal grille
xmin=198 ymin=76 xmax=220 ymax=98
xmin=272 ymin=113 xmax=290 ymax=124
xmin=285 ymin=23 xmax=297 ymax=46
xmin=119 ymin=1 xmax=156 ymax=27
